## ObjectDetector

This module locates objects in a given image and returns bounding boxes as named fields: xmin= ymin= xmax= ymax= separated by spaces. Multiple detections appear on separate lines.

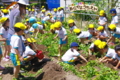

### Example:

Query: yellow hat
xmin=99 ymin=10 xmax=105 ymax=14
xmin=73 ymin=28 xmax=81 ymax=33
xmin=42 ymin=6 xmax=44 ymax=8
xmin=26 ymin=19 xmax=29 ymax=22
xmin=54 ymin=8 xmax=57 ymax=12
xmin=57 ymin=7 xmax=61 ymax=11
xmin=94 ymin=40 xmax=101 ymax=46
xmin=14 ymin=22 xmax=27 ymax=30
xmin=1 ymin=6 xmax=3 ymax=8
xmin=89 ymin=24 xmax=94 ymax=28
xmin=50 ymin=24 xmax=55 ymax=30
xmin=37 ymin=22 xmax=42 ymax=25
xmin=98 ymin=42 xmax=107 ymax=49
xmin=32 ymin=9 xmax=35 ymax=12
xmin=54 ymin=21 xmax=62 ymax=28
xmin=2 ymin=9 xmax=9 ymax=13
xmin=97 ymin=26 xmax=104 ymax=31
xmin=99 ymin=13 xmax=104 ymax=16
xmin=68 ymin=19 xmax=74 ymax=24
xmin=108 ymin=24 xmax=116 ymax=30
xmin=28 ymin=9 xmax=31 ymax=11
xmin=27 ymin=38 xmax=36 ymax=43
xmin=47 ymin=13 xmax=52 ymax=16
xmin=0 ymin=17 xmax=8 ymax=23
xmin=42 ymin=10 xmax=45 ymax=12
xmin=26 ymin=7 xmax=28 ymax=9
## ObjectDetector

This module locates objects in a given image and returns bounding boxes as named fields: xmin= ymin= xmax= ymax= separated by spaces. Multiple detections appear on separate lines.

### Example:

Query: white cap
xmin=18 ymin=0 xmax=29 ymax=6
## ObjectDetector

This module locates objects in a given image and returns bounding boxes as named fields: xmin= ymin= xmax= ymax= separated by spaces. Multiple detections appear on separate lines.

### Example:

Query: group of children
xmin=0 ymin=3 xmax=120 ymax=79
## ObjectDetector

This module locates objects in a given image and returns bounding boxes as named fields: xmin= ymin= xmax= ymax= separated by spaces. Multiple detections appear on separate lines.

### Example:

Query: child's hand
xmin=113 ymin=67 xmax=118 ymax=70
xmin=62 ymin=38 xmax=65 ymax=41
xmin=19 ymin=57 xmax=24 ymax=62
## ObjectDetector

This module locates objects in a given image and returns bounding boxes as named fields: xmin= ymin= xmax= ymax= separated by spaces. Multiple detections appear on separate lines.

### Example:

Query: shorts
xmin=6 ymin=40 xmax=10 ymax=45
xmin=7 ymin=33 xmax=13 ymax=45
xmin=63 ymin=58 xmax=75 ymax=64
xmin=113 ymin=34 xmax=120 ymax=38
xmin=60 ymin=17 xmax=64 ymax=22
xmin=59 ymin=38 xmax=67 ymax=45
xmin=0 ymin=48 xmax=2 ymax=55
xmin=10 ymin=53 xmax=21 ymax=66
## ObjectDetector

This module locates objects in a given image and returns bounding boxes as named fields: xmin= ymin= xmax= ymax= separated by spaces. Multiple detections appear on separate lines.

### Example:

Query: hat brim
xmin=18 ymin=2 xmax=29 ymax=6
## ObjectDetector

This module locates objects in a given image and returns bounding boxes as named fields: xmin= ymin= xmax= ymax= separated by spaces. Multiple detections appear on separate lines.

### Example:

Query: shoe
xmin=0 ymin=66 xmax=5 ymax=70
xmin=3 ymin=57 xmax=9 ymax=61
xmin=6 ymin=56 xmax=10 ymax=59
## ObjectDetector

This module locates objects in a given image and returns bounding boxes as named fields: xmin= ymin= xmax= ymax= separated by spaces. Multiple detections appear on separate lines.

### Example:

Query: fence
xmin=65 ymin=11 xmax=99 ymax=30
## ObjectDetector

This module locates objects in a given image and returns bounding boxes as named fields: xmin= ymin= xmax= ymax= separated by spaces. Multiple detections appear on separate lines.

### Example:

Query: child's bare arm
xmin=99 ymin=56 xmax=107 ymax=62
xmin=107 ymin=36 xmax=112 ymax=43
xmin=62 ymin=35 xmax=68 ymax=41
xmin=114 ymin=60 xmax=120 ymax=70
xmin=79 ymin=55 xmax=88 ymax=62
xmin=54 ymin=34 xmax=58 ymax=39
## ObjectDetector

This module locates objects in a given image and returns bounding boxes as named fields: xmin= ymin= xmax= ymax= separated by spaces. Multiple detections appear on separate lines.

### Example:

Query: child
xmin=68 ymin=19 xmax=77 ymax=33
xmin=22 ymin=38 xmax=38 ymax=65
xmin=88 ymin=39 xmax=101 ymax=55
xmin=97 ymin=26 xmax=108 ymax=41
xmin=0 ymin=17 xmax=10 ymax=61
xmin=40 ymin=10 xmax=46 ymax=20
xmin=60 ymin=7 xmax=64 ymax=22
xmin=50 ymin=24 xmax=58 ymax=34
xmin=42 ymin=13 xmax=52 ymax=24
xmin=62 ymin=42 xmax=87 ymax=64
xmin=10 ymin=22 xmax=26 ymax=79
xmin=99 ymin=45 xmax=116 ymax=63
xmin=28 ymin=17 xmax=37 ymax=35
xmin=106 ymin=45 xmax=120 ymax=70
xmin=1 ymin=9 xmax=9 ymax=18
xmin=110 ymin=9 xmax=118 ymax=26
xmin=52 ymin=8 xmax=57 ymax=21
xmin=88 ymin=24 xmax=97 ymax=36
xmin=54 ymin=21 xmax=68 ymax=56
xmin=107 ymin=24 xmax=120 ymax=45
xmin=97 ymin=41 xmax=108 ymax=55
xmin=98 ymin=10 xmax=107 ymax=28
xmin=73 ymin=28 xmax=92 ymax=44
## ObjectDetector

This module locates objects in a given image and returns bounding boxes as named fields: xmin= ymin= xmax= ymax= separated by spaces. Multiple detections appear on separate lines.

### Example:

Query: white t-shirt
xmin=58 ymin=27 xmax=67 ymax=38
xmin=29 ymin=27 xmax=34 ymax=32
xmin=99 ymin=31 xmax=108 ymax=37
xmin=111 ymin=16 xmax=118 ymax=24
xmin=0 ymin=27 xmax=8 ymax=38
xmin=22 ymin=46 xmax=36 ymax=57
xmin=41 ymin=13 xmax=45 ymax=19
xmin=60 ymin=10 xmax=64 ymax=17
xmin=112 ymin=54 xmax=120 ymax=60
xmin=70 ymin=26 xmax=77 ymax=31
xmin=77 ymin=31 xmax=91 ymax=38
xmin=62 ymin=48 xmax=80 ymax=61
xmin=114 ymin=27 xmax=120 ymax=34
xmin=106 ymin=48 xmax=116 ymax=58
xmin=43 ymin=16 xmax=50 ymax=21
xmin=38 ymin=24 xmax=44 ymax=30
xmin=89 ymin=43 xmax=94 ymax=49
xmin=10 ymin=35 xmax=23 ymax=55
xmin=98 ymin=17 xmax=107 ymax=25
